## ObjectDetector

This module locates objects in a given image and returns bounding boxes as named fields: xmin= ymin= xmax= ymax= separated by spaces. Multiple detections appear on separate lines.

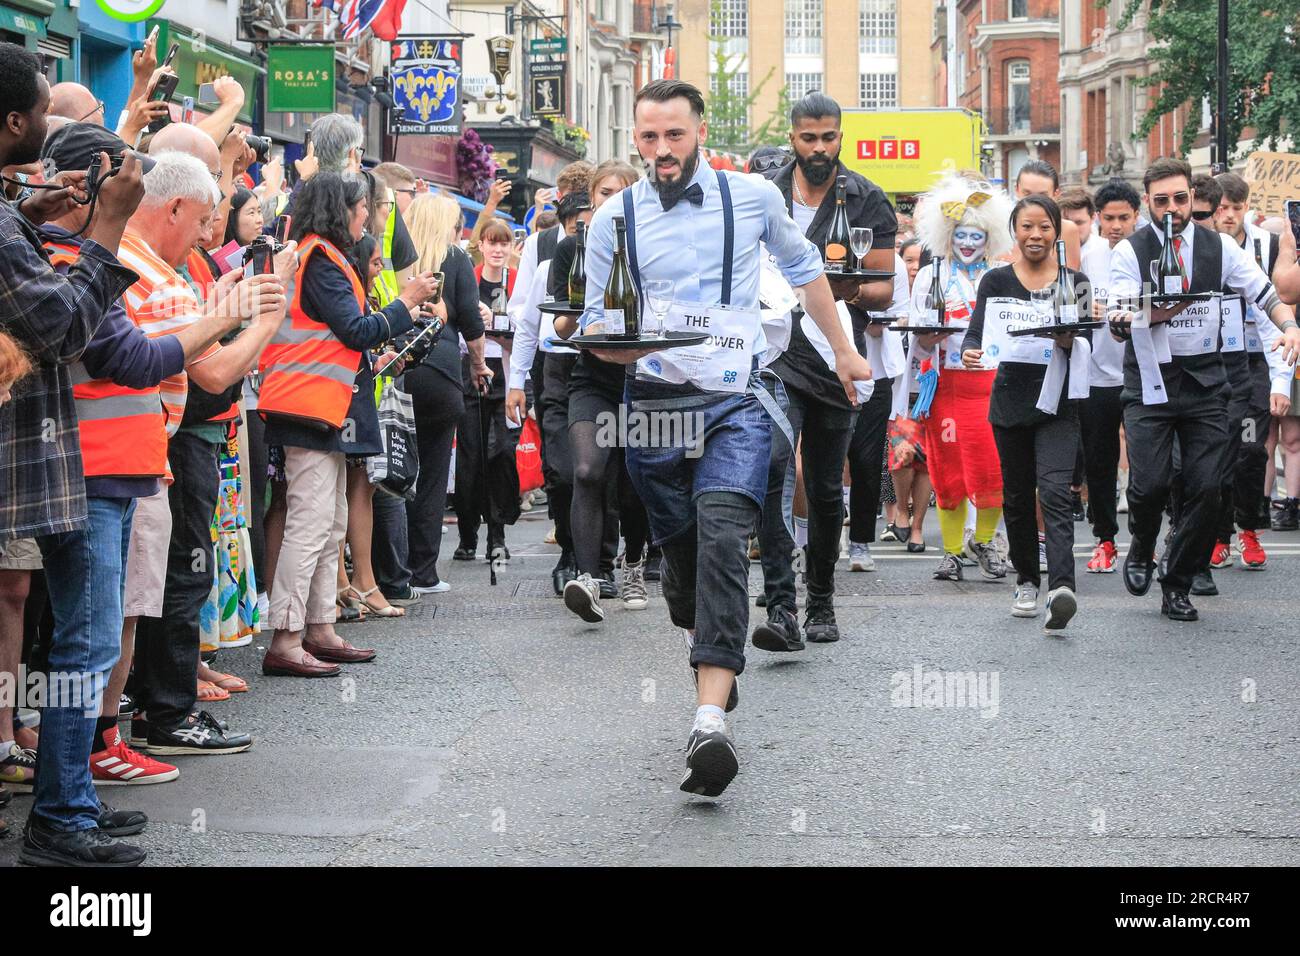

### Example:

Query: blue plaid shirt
xmin=0 ymin=201 xmax=138 ymax=540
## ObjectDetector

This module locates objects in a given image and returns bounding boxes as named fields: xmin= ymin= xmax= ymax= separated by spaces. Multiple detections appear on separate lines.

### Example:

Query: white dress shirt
xmin=1080 ymin=238 xmax=1124 ymax=387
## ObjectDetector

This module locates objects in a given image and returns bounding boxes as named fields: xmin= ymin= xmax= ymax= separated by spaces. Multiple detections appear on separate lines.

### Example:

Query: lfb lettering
xmin=857 ymin=139 xmax=920 ymax=160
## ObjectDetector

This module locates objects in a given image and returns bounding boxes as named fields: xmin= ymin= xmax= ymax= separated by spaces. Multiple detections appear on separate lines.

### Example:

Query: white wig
xmin=914 ymin=171 xmax=1014 ymax=259
xmin=139 ymin=150 xmax=221 ymax=209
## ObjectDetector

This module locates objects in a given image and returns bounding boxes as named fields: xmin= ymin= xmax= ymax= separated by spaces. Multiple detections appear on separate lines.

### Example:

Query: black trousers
xmin=541 ymin=353 xmax=576 ymax=556
xmin=993 ymin=416 xmax=1080 ymax=592
xmin=661 ymin=491 xmax=757 ymax=677
xmin=759 ymin=384 xmax=857 ymax=612
xmin=1219 ymin=354 xmax=1272 ymax=537
xmin=129 ymin=429 xmax=220 ymax=731
xmin=372 ymin=492 xmax=411 ymax=596
xmin=454 ymin=391 xmax=520 ymax=550
xmin=1124 ymin=375 xmax=1230 ymax=592
xmin=847 ymin=375 xmax=893 ymax=544
xmin=1080 ymin=384 xmax=1123 ymax=543
xmin=405 ymin=365 xmax=463 ymax=588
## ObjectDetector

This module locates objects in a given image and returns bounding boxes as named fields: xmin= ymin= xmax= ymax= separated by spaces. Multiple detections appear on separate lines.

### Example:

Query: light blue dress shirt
xmin=581 ymin=156 xmax=824 ymax=329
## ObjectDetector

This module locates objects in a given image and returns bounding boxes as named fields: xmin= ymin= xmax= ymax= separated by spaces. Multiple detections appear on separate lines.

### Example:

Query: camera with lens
xmin=81 ymin=150 xmax=156 ymax=204
xmin=245 ymin=135 xmax=272 ymax=164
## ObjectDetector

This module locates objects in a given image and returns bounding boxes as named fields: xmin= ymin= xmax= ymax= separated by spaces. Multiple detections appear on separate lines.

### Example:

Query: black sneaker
xmin=143 ymin=710 xmax=252 ymax=756
xmin=19 ymin=817 xmax=145 ymax=867
xmin=598 ymin=570 xmax=618 ymax=599
xmin=804 ymin=600 xmax=840 ymax=643
xmin=1071 ymin=491 xmax=1086 ymax=522
xmin=644 ymin=548 xmax=663 ymax=582
xmin=751 ymin=605 xmax=803 ymax=652
xmin=680 ymin=715 xmax=738 ymax=798
xmin=1272 ymin=498 xmax=1299 ymax=531
xmin=383 ymin=585 xmax=423 ymax=607
xmin=933 ymin=552 xmax=964 ymax=581
xmin=98 ymin=801 xmax=147 ymax=837
xmin=119 ymin=693 xmax=137 ymax=719
xmin=489 ymin=544 xmax=511 ymax=564
xmin=453 ymin=545 xmax=477 ymax=561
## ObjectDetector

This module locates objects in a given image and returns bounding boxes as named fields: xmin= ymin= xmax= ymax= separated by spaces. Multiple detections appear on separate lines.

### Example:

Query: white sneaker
xmin=993 ymin=530 xmax=1010 ymax=560
xmin=1044 ymin=586 xmax=1077 ymax=634
xmin=1012 ymin=582 xmax=1039 ymax=618
xmin=563 ymin=573 xmax=604 ymax=623
xmin=848 ymin=542 xmax=875 ymax=571
xmin=411 ymin=581 xmax=450 ymax=594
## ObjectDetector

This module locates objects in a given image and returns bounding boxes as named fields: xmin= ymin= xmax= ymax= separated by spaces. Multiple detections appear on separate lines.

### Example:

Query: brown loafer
xmin=262 ymin=649 xmax=342 ymax=678
xmin=301 ymin=638 xmax=377 ymax=664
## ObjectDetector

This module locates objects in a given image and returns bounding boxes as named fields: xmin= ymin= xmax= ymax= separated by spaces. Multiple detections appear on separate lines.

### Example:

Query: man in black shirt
xmin=751 ymin=93 xmax=897 ymax=652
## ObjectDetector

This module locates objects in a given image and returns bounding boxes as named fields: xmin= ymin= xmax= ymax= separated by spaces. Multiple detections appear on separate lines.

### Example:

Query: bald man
xmin=49 ymin=82 xmax=104 ymax=126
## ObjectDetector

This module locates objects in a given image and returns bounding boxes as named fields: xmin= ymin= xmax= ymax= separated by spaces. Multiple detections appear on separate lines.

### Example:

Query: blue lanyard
xmin=621 ymin=167 xmax=736 ymax=306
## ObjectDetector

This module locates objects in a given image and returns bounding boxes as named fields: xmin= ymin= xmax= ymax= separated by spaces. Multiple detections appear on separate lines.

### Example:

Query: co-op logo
xmin=95 ymin=0 xmax=168 ymax=23
xmin=857 ymin=139 xmax=921 ymax=160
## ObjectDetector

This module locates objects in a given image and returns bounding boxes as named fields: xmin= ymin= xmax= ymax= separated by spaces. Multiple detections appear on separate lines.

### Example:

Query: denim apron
xmin=620 ymin=169 xmax=795 ymax=544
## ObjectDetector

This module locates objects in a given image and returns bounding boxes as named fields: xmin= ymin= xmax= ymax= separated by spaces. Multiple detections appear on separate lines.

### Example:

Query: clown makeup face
xmin=951 ymin=225 xmax=988 ymax=265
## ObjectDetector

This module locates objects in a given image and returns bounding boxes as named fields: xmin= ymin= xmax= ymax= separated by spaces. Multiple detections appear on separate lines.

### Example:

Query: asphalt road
xmin=3 ymin=511 xmax=1297 ymax=866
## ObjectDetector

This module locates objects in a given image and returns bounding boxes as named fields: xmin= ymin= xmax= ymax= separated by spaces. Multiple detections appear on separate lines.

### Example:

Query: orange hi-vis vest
xmin=184 ymin=247 xmax=240 ymax=425
xmin=46 ymin=239 xmax=168 ymax=479
xmin=257 ymin=234 xmax=365 ymax=429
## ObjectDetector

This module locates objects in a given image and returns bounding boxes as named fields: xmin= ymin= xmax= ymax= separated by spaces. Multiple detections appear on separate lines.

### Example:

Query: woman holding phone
xmin=960 ymin=195 xmax=1092 ymax=633
xmin=402 ymin=193 xmax=491 ymax=594
xmin=259 ymin=174 xmax=438 ymax=676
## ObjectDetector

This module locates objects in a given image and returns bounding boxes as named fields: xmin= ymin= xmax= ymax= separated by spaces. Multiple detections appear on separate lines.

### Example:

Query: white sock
xmin=694 ymin=704 xmax=725 ymax=730
xmin=793 ymin=515 xmax=809 ymax=548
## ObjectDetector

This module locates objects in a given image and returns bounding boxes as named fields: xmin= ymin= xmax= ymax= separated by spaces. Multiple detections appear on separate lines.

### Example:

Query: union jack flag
xmin=313 ymin=0 xmax=398 ymax=40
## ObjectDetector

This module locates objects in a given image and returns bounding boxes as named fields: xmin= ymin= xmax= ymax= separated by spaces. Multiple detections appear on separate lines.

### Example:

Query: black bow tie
xmin=661 ymin=182 xmax=704 ymax=211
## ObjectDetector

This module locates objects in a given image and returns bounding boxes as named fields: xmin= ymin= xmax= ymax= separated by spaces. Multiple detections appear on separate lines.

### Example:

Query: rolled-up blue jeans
xmin=33 ymin=496 xmax=135 ymax=831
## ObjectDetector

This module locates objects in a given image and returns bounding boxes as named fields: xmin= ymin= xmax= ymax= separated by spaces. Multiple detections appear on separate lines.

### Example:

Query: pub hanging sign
xmin=390 ymin=37 xmax=464 ymax=137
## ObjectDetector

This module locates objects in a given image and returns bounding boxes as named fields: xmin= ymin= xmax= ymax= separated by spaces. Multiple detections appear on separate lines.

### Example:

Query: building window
xmin=1010 ymin=0 xmax=1028 ymax=19
xmin=711 ymin=0 xmax=748 ymax=37
xmin=860 ymin=0 xmax=897 ymax=55
xmin=859 ymin=72 xmax=898 ymax=110
xmin=1008 ymin=60 xmax=1032 ymax=132
xmin=785 ymin=0 xmax=823 ymax=56
xmin=785 ymin=72 xmax=823 ymax=102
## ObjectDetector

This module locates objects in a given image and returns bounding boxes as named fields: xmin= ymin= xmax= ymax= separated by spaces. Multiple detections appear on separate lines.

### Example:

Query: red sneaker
xmin=1238 ymin=530 xmax=1267 ymax=569
xmin=1086 ymin=540 xmax=1117 ymax=573
xmin=90 ymin=726 xmax=180 ymax=785
xmin=1210 ymin=540 xmax=1233 ymax=569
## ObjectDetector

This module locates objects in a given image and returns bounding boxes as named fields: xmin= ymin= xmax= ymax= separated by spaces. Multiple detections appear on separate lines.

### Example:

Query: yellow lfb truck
xmin=839 ymin=109 xmax=984 ymax=212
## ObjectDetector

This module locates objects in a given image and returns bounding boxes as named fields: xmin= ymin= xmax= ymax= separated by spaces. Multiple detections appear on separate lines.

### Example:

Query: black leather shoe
xmin=551 ymin=552 xmax=576 ymax=596
xmin=598 ymin=571 xmax=618 ymax=600
xmin=1190 ymin=569 xmax=1219 ymax=596
xmin=19 ymin=818 xmax=145 ymax=867
xmin=98 ymin=802 xmax=146 ymax=837
xmin=1123 ymin=539 xmax=1157 ymax=596
xmin=644 ymin=548 xmax=663 ymax=582
xmin=1160 ymin=589 xmax=1198 ymax=621
xmin=751 ymin=605 xmax=804 ymax=652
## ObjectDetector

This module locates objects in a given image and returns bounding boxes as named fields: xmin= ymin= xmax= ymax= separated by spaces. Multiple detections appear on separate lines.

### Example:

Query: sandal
xmin=206 ymin=670 xmax=248 ymax=694
xmin=349 ymin=585 xmax=405 ymax=618
xmin=197 ymin=679 xmax=230 ymax=703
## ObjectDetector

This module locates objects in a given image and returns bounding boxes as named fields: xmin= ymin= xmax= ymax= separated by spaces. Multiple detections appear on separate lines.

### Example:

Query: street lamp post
xmin=1214 ymin=0 xmax=1229 ymax=172
xmin=656 ymin=3 xmax=682 ymax=79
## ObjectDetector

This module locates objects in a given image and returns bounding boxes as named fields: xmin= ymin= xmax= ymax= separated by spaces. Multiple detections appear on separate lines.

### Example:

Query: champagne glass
xmin=1030 ymin=286 xmax=1055 ymax=325
xmin=643 ymin=278 xmax=673 ymax=338
xmin=849 ymin=227 xmax=873 ymax=272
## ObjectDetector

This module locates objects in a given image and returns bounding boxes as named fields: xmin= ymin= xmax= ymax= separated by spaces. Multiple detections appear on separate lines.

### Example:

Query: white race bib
xmin=637 ymin=300 xmax=759 ymax=393
xmin=1165 ymin=298 xmax=1220 ymax=357
xmin=1221 ymin=297 xmax=1245 ymax=353
xmin=1244 ymin=315 xmax=1263 ymax=353
xmin=981 ymin=299 xmax=1054 ymax=367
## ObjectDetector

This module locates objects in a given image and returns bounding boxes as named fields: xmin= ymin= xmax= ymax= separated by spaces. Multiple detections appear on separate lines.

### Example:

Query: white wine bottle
xmin=605 ymin=216 xmax=640 ymax=339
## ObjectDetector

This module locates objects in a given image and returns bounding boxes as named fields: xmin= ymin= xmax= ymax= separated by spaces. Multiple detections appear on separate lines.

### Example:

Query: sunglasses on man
xmin=1191 ymin=209 xmax=1214 ymax=221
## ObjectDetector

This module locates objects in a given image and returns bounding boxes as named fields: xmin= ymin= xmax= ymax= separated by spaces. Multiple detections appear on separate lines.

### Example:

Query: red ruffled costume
xmin=921 ymin=365 xmax=1003 ymax=510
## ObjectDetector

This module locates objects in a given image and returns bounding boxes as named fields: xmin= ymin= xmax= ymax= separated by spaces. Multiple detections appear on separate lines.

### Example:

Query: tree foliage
xmin=704 ymin=0 xmax=791 ymax=155
xmin=1120 ymin=0 xmax=1300 ymax=159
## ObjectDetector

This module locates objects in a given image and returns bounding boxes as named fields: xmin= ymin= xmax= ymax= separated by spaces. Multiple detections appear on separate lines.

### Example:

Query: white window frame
xmin=711 ymin=0 xmax=748 ymax=37
xmin=859 ymin=72 xmax=898 ymax=110
xmin=785 ymin=72 xmax=823 ymax=102
xmin=785 ymin=0 xmax=824 ymax=57
xmin=1010 ymin=0 xmax=1029 ymax=20
xmin=859 ymin=0 xmax=897 ymax=55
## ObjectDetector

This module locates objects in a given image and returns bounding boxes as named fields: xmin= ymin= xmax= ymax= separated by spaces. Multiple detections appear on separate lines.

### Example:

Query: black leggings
xmin=569 ymin=420 xmax=649 ymax=575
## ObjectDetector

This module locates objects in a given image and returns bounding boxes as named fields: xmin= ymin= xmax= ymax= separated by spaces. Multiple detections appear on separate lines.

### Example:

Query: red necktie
xmin=1174 ymin=237 xmax=1189 ymax=291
